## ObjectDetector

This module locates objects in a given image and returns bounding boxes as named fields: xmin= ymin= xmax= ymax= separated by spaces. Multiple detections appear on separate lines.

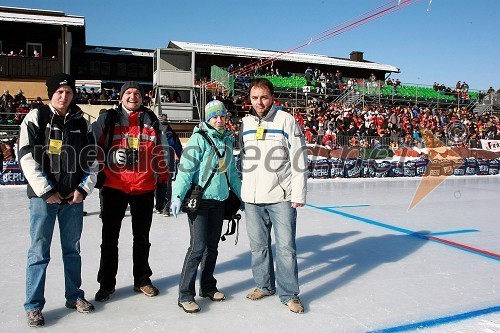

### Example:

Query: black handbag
xmin=181 ymin=184 xmax=203 ymax=214
xmin=221 ymin=183 xmax=242 ymax=244
xmin=181 ymin=167 xmax=217 ymax=215
xmin=223 ymin=187 xmax=241 ymax=221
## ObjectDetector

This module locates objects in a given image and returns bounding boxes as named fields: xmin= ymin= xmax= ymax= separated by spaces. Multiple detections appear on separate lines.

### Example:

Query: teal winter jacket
xmin=172 ymin=122 xmax=241 ymax=201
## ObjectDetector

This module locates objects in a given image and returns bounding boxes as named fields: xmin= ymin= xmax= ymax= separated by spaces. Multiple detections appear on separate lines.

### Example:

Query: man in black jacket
xmin=155 ymin=114 xmax=183 ymax=216
xmin=19 ymin=73 xmax=98 ymax=327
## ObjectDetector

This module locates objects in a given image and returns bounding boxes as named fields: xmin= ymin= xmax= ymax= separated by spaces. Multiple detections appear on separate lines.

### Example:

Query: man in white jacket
xmin=240 ymin=78 xmax=308 ymax=313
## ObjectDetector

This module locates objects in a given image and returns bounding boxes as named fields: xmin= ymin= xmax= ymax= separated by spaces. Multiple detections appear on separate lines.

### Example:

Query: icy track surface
xmin=1 ymin=176 xmax=499 ymax=332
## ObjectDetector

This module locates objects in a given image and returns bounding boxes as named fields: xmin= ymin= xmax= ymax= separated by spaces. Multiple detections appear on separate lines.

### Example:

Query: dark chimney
xmin=350 ymin=51 xmax=364 ymax=62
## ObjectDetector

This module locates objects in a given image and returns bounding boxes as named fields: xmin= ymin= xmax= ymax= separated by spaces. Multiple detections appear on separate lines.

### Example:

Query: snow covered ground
xmin=1 ymin=176 xmax=499 ymax=332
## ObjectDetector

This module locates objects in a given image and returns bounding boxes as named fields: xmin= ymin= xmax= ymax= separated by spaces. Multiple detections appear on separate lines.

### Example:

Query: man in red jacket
xmin=92 ymin=81 xmax=169 ymax=302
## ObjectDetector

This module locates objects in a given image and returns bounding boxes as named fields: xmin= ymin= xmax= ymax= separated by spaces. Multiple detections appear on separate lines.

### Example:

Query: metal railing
xmin=0 ymin=56 xmax=60 ymax=77
xmin=226 ymin=74 xmax=493 ymax=112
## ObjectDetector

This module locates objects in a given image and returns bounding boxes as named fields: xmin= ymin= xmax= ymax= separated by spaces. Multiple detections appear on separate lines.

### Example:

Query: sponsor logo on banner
xmin=480 ymin=139 xmax=500 ymax=152
xmin=1 ymin=161 xmax=27 ymax=185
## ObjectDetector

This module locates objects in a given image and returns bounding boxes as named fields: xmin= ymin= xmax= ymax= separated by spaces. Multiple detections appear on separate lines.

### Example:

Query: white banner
xmin=480 ymin=139 xmax=500 ymax=152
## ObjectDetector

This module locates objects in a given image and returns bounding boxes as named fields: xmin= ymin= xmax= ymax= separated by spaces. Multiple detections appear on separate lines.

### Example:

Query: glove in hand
xmin=171 ymin=197 xmax=182 ymax=218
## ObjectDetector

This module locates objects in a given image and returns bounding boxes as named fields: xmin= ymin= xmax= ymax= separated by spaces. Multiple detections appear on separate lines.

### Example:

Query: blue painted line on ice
xmin=322 ymin=204 xmax=371 ymax=209
xmin=306 ymin=204 xmax=500 ymax=261
xmin=308 ymin=204 xmax=416 ymax=234
xmin=428 ymin=229 xmax=478 ymax=236
xmin=367 ymin=305 xmax=500 ymax=332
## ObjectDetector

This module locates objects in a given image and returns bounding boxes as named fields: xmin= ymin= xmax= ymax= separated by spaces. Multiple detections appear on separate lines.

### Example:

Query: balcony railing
xmin=0 ymin=56 xmax=61 ymax=78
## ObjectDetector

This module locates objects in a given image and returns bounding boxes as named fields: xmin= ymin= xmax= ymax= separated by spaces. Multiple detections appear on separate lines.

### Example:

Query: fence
xmin=225 ymin=73 xmax=498 ymax=114
xmin=0 ymin=56 xmax=60 ymax=77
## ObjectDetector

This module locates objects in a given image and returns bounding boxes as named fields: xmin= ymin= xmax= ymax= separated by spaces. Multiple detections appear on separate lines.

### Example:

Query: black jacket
xmin=18 ymin=103 xmax=98 ymax=199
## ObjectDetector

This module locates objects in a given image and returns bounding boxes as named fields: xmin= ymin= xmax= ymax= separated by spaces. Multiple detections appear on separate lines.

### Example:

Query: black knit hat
xmin=46 ymin=73 xmax=76 ymax=99
xmin=120 ymin=81 xmax=144 ymax=100
xmin=160 ymin=114 xmax=169 ymax=125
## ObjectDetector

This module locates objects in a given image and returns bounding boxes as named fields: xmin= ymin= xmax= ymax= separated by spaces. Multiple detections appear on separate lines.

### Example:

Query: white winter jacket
xmin=240 ymin=105 xmax=308 ymax=204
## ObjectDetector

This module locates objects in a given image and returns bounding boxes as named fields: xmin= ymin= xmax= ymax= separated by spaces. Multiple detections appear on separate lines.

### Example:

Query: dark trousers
xmin=97 ymin=186 xmax=155 ymax=290
xmin=178 ymin=199 xmax=224 ymax=302
xmin=155 ymin=179 xmax=172 ymax=212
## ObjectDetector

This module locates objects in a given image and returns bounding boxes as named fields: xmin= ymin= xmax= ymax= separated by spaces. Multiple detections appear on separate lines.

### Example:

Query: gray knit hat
xmin=120 ymin=81 xmax=144 ymax=99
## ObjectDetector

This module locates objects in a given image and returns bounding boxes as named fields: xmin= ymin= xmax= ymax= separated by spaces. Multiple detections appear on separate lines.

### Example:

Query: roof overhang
xmin=169 ymin=40 xmax=399 ymax=73
xmin=0 ymin=6 xmax=84 ymax=26
xmin=84 ymin=46 xmax=153 ymax=58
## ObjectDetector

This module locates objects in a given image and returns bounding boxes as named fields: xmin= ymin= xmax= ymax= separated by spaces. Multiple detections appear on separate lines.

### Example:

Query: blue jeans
xmin=245 ymin=201 xmax=300 ymax=303
xmin=25 ymin=198 xmax=85 ymax=312
xmin=178 ymin=200 xmax=224 ymax=302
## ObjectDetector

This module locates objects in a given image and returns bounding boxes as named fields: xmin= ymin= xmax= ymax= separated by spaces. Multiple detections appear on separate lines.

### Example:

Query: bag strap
xmin=201 ymin=163 xmax=218 ymax=192
xmin=137 ymin=107 xmax=161 ymax=139
xmin=36 ymin=105 xmax=51 ymax=143
xmin=221 ymin=218 xmax=240 ymax=245
xmin=198 ymin=130 xmax=241 ymax=244
xmin=198 ymin=130 xmax=225 ymax=159
xmin=101 ymin=107 xmax=118 ymax=154
xmin=194 ymin=130 xmax=219 ymax=193
xmin=38 ymin=104 xmax=89 ymax=144
xmin=197 ymin=130 xmax=231 ymax=187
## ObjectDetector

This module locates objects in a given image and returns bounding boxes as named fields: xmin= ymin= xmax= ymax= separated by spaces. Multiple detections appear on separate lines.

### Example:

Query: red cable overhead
xmin=206 ymin=0 xmax=422 ymax=87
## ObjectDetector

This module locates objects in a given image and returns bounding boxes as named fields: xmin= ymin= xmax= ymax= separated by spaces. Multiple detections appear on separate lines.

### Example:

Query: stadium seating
xmin=376 ymin=84 xmax=478 ymax=104
xmin=258 ymin=75 xmax=309 ymax=89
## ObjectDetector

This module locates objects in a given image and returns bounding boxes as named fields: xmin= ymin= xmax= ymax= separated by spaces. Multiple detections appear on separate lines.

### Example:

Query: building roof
xmin=0 ymin=6 xmax=84 ymax=26
xmin=169 ymin=40 xmax=399 ymax=73
xmin=84 ymin=46 xmax=153 ymax=58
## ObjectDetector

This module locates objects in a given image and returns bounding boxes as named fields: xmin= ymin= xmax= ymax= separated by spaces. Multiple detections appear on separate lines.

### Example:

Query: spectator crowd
xmin=290 ymin=101 xmax=500 ymax=150
xmin=0 ymin=89 xmax=42 ymax=125
xmin=2 ymin=68 xmax=499 ymax=152
xmin=210 ymin=70 xmax=500 ymax=151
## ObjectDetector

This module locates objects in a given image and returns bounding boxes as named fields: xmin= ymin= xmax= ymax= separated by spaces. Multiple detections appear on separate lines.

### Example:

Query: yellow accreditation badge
xmin=48 ymin=139 xmax=63 ymax=155
xmin=218 ymin=157 xmax=227 ymax=173
xmin=255 ymin=126 xmax=265 ymax=140
xmin=128 ymin=137 xmax=139 ymax=150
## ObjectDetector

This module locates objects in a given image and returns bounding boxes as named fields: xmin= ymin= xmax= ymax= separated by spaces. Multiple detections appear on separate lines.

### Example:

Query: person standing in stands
xmin=1 ymin=89 xmax=13 ymax=108
xmin=170 ymin=100 xmax=242 ymax=313
xmin=239 ymin=78 xmax=308 ymax=313
xmin=19 ymin=73 xmax=98 ymax=327
xmin=155 ymin=114 xmax=183 ymax=216
xmin=92 ymin=81 xmax=170 ymax=302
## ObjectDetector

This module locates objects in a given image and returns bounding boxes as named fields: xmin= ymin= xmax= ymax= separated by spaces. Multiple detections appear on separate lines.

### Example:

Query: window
xmin=101 ymin=62 xmax=111 ymax=76
xmin=138 ymin=63 xmax=149 ymax=79
xmin=26 ymin=43 xmax=43 ymax=57
xmin=160 ymin=88 xmax=190 ymax=104
xmin=127 ymin=63 xmax=138 ymax=78
xmin=117 ymin=62 xmax=127 ymax=77
xmin=90 ymin=61 xmax=100 ymax=76
xmin=77 ymin=62 xmax=87 ymax=76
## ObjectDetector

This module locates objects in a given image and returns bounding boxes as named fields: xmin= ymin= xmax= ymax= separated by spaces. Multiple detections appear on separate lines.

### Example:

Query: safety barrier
xmin=307 ymin=156 xmax=499 ymax=179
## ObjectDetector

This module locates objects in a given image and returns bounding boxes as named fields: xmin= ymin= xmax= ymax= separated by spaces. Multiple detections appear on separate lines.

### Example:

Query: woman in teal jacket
xmin=171 ymin=100 xmax=241 ymax=313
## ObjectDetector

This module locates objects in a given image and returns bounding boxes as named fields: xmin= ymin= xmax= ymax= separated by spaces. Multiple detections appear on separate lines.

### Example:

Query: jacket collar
xmin=250 ymin=104 xmax=277 ymax=121
xmin=195 ymin=122 xmax=233 ymax=141
xmin=49 ymin=102 xmax=83 ymax=119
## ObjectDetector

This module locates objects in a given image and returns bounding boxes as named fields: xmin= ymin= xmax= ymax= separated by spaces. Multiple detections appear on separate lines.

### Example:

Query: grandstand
xmin=1 ymin=6 xmax=498 ymax=146
xmin=202 ymin=60 xmax=490 ymax=111
xmin=223 ymin=68 xmax=487 ymax=111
